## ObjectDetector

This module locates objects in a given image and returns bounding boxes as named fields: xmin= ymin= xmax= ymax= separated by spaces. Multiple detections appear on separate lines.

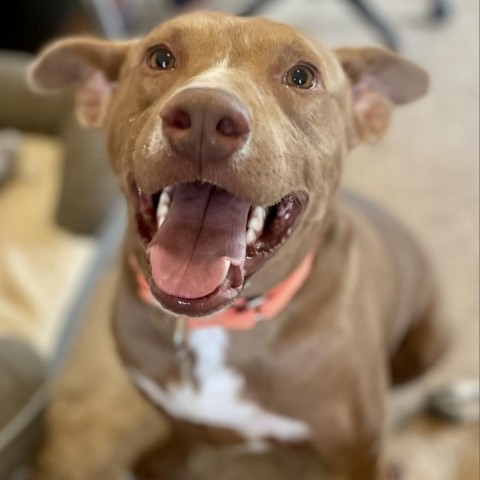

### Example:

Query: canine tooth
xmin=248 ymin=216 xmax=264 ymax=232
xmin=157 ymin=204 xmax=169 ymax=218
xmin=246 ymin=228 xmax=256 ymax=246
xmin=157 ymin=199 xmax=170 ymax=227
xmin=163 ymin=185 xmax=173 ymax=194
xmin=159 ymin=191 xmax=171 ymax=206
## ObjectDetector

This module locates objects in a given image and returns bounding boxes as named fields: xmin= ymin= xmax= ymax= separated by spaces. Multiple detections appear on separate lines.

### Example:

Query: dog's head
xmin=29 ymin=12 xmax=428 ymax=317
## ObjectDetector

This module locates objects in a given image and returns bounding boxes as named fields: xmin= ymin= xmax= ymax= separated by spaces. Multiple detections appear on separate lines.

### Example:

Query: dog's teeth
xmin=252 ymin=206 xmax=266 ymax=219
xmin=159 ymin=191 xmax=172 ymax=207
xmin=248 ymin=216 xmax=263 ymax=231
xmin=247 ymin=207 xmax=266 ymax=231
xmin=246 ymin=228 xmax=257 ymax=246
xmin=156 ymin=187 xmax=173 ymax=227
xmin=157 ymin=206 xmax=169 ymax=227
xmin=157 ymin=204 xmax=169 ymax=218
xmin=246 ymin=206 xmax=265 ymax=246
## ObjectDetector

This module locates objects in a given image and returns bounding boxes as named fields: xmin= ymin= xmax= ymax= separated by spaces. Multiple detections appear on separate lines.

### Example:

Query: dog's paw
xmin=426 ymin=378 xmax=479 ymax=423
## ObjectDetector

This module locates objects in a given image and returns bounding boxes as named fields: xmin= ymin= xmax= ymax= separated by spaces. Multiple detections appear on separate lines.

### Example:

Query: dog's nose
xmin=161 ymin=88 xmax=250 ymax=164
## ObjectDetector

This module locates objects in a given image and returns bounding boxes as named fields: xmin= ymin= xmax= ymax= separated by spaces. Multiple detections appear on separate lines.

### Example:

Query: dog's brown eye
xmin=148 ymin=47 xmax=176 ymax=70
xmin=285 ymin=65 xmax=317 ymax=89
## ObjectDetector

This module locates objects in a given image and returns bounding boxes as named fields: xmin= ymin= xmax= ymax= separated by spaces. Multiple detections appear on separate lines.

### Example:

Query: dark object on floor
xmin=347 ymin=0 xmax=399 ymax=50
xmin=239 ymin=0 xmax=452 ymax=51
xmin=430 ymin=0 xmax=451 ymax=21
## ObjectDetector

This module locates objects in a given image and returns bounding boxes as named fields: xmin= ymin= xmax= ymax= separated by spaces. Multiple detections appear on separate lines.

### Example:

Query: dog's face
xmin=30 ymin=12 xmax=427 ymax=317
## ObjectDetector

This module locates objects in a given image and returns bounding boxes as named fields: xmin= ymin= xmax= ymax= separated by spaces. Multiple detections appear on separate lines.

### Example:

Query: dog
xmin=29 ymin=12 xmax=448 ymax=480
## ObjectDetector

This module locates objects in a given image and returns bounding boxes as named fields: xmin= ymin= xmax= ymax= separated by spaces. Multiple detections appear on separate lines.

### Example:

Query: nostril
xmin=163 ymin=108 xmax=191 ymax=130
xmin=216 ymin=114 xmax=250 ymax=138
xmin=172 ymin=110 xmax=191 ymax=130
xmin=216 ymin=117 xmax=235 ymax=137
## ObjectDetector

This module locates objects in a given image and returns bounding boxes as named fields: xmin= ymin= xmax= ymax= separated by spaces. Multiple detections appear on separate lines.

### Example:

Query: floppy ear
xmin=28 ymin=38 xmax=132 ymax=128
xmin=335 ymin=47 xmax=429 ymax=145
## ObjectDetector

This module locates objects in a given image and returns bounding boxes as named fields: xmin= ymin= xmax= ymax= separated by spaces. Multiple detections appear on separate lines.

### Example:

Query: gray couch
xmin=0 ymin=50 xmax=124 ymax=479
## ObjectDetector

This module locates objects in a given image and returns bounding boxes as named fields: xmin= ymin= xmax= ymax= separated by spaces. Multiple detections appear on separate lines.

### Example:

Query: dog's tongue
xmin=148 ymin=183 xmax=250 ymax=299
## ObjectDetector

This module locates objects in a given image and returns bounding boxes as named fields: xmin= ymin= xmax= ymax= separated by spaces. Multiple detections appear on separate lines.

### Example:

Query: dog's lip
xmin=129 ymin=177 xmax=309 ymax=317
xmin=149 ymin=264 xmax=242 ymax=317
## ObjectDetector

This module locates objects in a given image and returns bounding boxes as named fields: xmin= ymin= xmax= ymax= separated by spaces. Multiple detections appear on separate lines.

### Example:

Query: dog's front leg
xmin=307 ymin=372 xmax=392 ymax=480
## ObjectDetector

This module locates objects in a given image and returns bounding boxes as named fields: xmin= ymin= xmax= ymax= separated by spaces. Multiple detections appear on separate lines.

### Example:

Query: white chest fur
xmin=130 ymin=327 xmax=310 ymax=443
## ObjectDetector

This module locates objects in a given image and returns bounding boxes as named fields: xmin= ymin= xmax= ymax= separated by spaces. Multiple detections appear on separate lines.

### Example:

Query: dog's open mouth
xmin=131 ymin=180 xmax=308 ymax=316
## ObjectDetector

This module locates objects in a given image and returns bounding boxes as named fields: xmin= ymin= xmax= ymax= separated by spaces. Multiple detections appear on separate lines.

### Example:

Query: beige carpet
xmin=36 ymin=1 xmax=479 ymax=479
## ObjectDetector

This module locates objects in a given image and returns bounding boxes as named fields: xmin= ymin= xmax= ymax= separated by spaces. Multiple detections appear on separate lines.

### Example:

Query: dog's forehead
xmin=140 ymin=13 xmax=325 ymax=66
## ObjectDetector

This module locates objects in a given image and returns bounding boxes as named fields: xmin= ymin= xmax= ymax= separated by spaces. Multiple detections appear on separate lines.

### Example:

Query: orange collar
xmin=130 ymin=252 xmax=315 ymax=331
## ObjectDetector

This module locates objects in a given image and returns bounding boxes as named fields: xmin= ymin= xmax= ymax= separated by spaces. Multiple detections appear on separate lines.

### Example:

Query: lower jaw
xmin=150 ymin=275 xmax=240 ymax=317
xmin=147 ymin=235 xmax=307 ymax=317
xmin=148 ymin=244 xmax=281 ymax=316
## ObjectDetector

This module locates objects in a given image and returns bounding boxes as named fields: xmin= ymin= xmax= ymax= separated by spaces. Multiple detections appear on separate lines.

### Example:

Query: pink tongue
xmin=148 ymin=183 xmax=250 ymax=299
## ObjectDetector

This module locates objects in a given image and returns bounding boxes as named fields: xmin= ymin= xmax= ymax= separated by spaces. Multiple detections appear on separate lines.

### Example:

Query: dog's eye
xmin=148 ymin=47 xmax=176 ymax=70
xmin=285 ymin=64 xmax=317 ymax=89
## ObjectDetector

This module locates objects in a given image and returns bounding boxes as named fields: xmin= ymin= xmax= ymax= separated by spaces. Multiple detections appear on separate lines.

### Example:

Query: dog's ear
xmin=335 ymin=47 xmax=429 ymax=144
xmin=28 ymin=38 xmax=133 ymax=129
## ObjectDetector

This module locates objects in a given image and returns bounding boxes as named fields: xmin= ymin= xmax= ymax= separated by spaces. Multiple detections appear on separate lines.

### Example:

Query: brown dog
xmin=30 ymin=12 xmax=447 ymax=480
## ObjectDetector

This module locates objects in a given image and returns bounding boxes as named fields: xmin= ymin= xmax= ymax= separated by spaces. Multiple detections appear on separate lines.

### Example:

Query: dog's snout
xmin=161 ymin=88 xmax=250 ymax=164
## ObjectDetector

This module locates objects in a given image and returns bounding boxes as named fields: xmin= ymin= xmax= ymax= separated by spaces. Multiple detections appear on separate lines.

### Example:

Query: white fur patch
xmin=184 ymin=64 xmax=234 ymax=91
xmin=145 ymin=125 xmax=166 ymax=157
xmin=130 ymin=327 xmax=311 ymax=442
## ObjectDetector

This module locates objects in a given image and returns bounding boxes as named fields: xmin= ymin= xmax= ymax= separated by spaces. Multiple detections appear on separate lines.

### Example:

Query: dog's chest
xmin=130 ymin=327 xmax=310 ymax=443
